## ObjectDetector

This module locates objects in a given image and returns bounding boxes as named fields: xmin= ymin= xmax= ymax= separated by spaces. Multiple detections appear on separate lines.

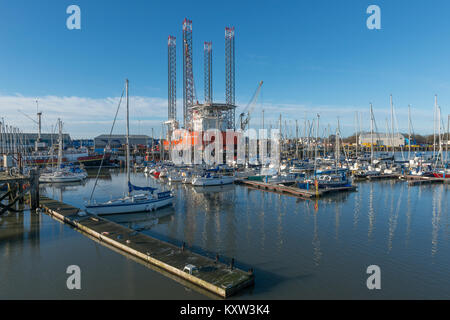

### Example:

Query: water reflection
xmin=312 ymin=210 xmax=322 ymax=266
xmin=107 ymin=208 xmax=175 ymax=231
xmin=405 ymin=185 xmax=412 ymax=247
xmin=368 ymin=183 xmax=375 ymax=240
xmin=0 ymin=208 xmax=41 ymax=258
xmin=3 ymin=170 xmax=448 ymax=299
xmin=387 ymin=182 xmax=402 ymax=253
xmin=431 ymin=186 xmax=443 ymax=258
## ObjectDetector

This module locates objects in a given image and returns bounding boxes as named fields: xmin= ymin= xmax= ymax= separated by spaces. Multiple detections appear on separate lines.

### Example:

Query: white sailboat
xmin=39 ymin=119 xmax=87 ymax=183
xmin=191 ymin=173 xmax=235 ymax=186
xmin=85 ymin=79 xmax=174 ymax=215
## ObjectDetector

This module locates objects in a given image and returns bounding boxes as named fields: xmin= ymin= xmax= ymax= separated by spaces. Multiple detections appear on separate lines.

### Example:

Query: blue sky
xmin=1 ymin=0 xmax=450 ymax=138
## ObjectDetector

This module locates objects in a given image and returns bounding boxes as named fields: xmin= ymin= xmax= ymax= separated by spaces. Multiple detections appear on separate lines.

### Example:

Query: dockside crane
xmin=239 ymin=80 xmax=263 ymax=130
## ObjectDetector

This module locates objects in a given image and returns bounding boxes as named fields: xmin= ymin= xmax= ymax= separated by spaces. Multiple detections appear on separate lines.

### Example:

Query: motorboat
xmin=191 ymin=173 xmax=235 ymax=186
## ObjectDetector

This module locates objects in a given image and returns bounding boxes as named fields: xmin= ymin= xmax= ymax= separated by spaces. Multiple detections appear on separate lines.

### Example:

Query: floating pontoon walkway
xmin=403 ymin=175 xmax=450 ymax=186
xmin=352 ymin=173 xmax=401 ymax=181
xmin=235 ymin=179 xmax=356 ymax=199
xmin=39 ymin=196 xmax=254 ymax=298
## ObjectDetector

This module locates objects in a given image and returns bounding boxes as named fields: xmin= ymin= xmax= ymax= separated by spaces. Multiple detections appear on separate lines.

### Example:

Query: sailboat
xmin=39 ymin=119 xmax=87 ymax=183
xmin=85 ymin=79 xmax=174 ymax=215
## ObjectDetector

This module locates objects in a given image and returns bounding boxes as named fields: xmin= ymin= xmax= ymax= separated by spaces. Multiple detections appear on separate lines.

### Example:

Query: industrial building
xmin=359 ymin=132 xmax=405 ymax=147
xmin=94 ymin=134 xmax=152 ymax=148
xmin=19 ymin=133 xmax=71 ymax=147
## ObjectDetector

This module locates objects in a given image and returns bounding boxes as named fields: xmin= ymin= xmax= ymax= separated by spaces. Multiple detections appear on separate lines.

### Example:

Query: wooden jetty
xmin=403 ymin=175 xmax=450 ymax=186
xmin=366 ymin=173 xmax=401 ymax=181
xmin=235 ymin=179 xmax=356 ymax=199
xmin=39 ymin=196 xmax=254 ymax=298
xmin=351 ymin=173 xmax=401 ymax=181
xmin=0 ymin=169 xmax=39 ymax=214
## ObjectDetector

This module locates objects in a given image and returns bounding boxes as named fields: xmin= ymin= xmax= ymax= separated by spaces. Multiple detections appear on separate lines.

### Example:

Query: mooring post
xmin=30 ymin=169 xmax=39 ymax=210
xmin=18 ymin=181 xmax=24 ymax=204
xmin=8 ymin=183 xmax=17 ymax=202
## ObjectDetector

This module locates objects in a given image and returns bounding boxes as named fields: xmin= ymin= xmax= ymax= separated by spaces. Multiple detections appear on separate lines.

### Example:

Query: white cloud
xmin=0 ymin=94 xmax=175 ymax=138
xmin=0 ymin=94 xmax=439 ymax=139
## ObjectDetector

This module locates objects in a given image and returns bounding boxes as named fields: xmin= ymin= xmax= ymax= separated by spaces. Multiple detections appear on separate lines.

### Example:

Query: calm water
xmin=1 ymin=169 xmax=449 ymax=299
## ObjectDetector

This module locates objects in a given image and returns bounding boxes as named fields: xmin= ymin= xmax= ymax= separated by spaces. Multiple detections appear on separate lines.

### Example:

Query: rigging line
xmin=89 ymin=86 xmax=125 ymax=204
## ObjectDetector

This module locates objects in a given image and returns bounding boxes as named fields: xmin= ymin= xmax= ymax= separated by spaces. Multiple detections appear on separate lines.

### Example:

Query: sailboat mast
xmin=438 ymin=106 xmax=442 ymax=166
xmin=433 ymin=95 xmax=437 ymax=159
xmin=355 ymin=111 xmax=358 ymax=159
xmin=126 ymin=79 xmax=130 ymax=190
xmin=390 ymin=94 xmax=394 ymax=155
xmin=408 ymin=105 xmax=411 ymax=161
xmin=370 ymin=103 xmax=374 ymax=164
xmin=447 ymin=114 xmax=450 ymax=163
xmin=57 ymin=119 xmax=62 ymax=169
xmin=314 ymin=114 xmax=319 ymax=175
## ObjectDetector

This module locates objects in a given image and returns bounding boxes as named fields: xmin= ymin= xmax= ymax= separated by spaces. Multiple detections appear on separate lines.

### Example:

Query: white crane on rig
xmin=239 ymin=80 xmax=263 ymax=130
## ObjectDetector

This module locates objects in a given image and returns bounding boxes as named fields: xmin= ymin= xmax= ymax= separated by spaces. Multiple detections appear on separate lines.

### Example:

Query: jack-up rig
xmin=164 ymin=19 xmax=264 ymax=163
xmin=165 ymin=19 xmax=240 ymax=137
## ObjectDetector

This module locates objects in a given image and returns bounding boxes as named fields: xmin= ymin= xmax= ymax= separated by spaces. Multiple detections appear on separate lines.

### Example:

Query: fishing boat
xmin=85 ymin=79 xmax=174 ymax=215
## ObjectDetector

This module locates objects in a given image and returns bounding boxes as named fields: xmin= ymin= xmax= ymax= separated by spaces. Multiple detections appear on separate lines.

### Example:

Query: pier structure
xmin=0 ymin=169 xmax=39 ymax=214
xmin=39 ymin=196 xmax=254 ymax=298
xmin=403 ymin=174 xmax=450 ymax=186
xmin=235 ymin=179 xmax=357 ymax=199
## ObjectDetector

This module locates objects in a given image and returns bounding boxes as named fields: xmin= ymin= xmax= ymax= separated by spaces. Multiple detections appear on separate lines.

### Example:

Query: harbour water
xmin=1 ymin=169 xmax=449 ymax=299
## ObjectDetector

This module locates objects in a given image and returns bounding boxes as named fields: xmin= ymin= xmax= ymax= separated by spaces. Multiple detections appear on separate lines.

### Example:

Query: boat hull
xmin=39 ymin=173 xmax=85 ymax=183
xmin=191 ymin=176 xmax=235 ymax=186
xmin=85 ymin=196 xmax=174 ymax=215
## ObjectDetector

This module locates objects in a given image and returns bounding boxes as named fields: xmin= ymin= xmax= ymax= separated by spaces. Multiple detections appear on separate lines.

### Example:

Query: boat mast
xmin=126 ymin=79 xmax=130 ymax=193
xmin=433 ymin=95 xmax=437 ymax=159
xmin=408 ymin=105 xmax=411 ymax=161
xmin=355 ymin=111 xmax=358 ymax=159
xmin=370 ymin=103 xmax=374 ymax=165
xmin=336 ymin=117 xmax=340 ymax=172
xmin=57 ymin=119 xmax=62 ymax=169
xmin=314 ymin=114 xmax=319 ymax=176
xmin=390 ymin=94 xmax=394 ymax=155
xmin=447 ymin=114 xmax=449 ymax=164
xmin=438 ymin=106 xmax=442 ymax=167
xmin=151 ymin=127 xmax=154 ymax=161
xmin=303 ymin=113 xmax=306 ymax=160
xmin=295 ymin=119 xmax=299 ymax=159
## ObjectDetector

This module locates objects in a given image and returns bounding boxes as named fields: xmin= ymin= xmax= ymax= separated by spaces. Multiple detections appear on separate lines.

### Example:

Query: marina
xmin=1 ymin=1 xmax=450 ymax=303
xmin=2 ymin=171 xmax=449 ymax=299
